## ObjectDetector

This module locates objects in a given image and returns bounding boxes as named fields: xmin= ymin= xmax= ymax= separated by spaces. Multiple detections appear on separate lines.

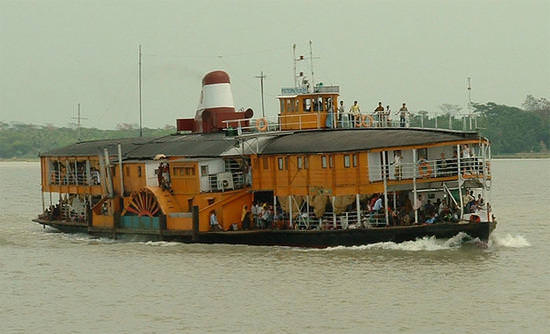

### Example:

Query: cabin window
xmin=344 ymin=155 xmax=350 ymax=168
xmin=201 ymin=165 xmax=209 ymax=175
xmin=285 ymin=157 xmax=289 ymax=170
xmin=186 ymin=167 xmax=195 ymax=176
xmin=322 ymin=156 xmax=327 ymax=168
xmin=417 ymin=148 xmax=428 ymax=161
xmin=279 ymin=99 xmax=284 ymax=113
xmin=125 ymin=166 xmax=130 ymax=176
xmin=286 ymin=99 xmax=295 ymax=112
xmin=297 ymin=156 xmax=303 ymax=169
xmin=353 ymin=154 xmax=358 ymax=167
xmin=304 ymin=156 xmax=309 ymax=169
xmin=263 ymin=157 xmax=269 ymax=170
xmin=329 ymin=155 xmax=334 ymax=168
xmin=137 ymin=166 xmax=142 ymax=177
xmin=278 ymin=157 xmax=284 ymax=170
xmin=304 ymin=98 xmax=311 ymax=112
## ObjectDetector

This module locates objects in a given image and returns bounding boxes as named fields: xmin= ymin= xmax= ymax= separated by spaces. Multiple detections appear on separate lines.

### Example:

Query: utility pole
xmin=467 ymin=77 xmax=472 ymax=130
xmin=255 ymin=71 xmax=267 ymax=118
xmin=138 ymin=44 xmax=143 ymax=137
xmin=72 ymin=103 xmax=87 ymax=142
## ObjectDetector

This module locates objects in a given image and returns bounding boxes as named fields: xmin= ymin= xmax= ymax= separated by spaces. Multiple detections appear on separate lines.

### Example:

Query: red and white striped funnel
xmin=194 ymin=71 xmax=235 ymax=132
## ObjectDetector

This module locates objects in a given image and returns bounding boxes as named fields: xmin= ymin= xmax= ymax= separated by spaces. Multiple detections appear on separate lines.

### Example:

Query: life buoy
xmin=418 ymin=161 xmax=432 ymax=178
xmin=361 ymin=114 xmax=374 ymax=127
xmin=255 ymin=118 xmax=268 ymax=131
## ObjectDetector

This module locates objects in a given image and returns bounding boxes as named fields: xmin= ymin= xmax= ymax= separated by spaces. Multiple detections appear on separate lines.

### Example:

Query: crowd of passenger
xmin=327 ymin=100 xmax=412 ymax=128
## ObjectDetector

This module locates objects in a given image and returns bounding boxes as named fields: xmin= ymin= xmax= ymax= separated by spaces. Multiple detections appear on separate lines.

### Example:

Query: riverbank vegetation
xmin=1 ymin=96 xmax=549 ymax=159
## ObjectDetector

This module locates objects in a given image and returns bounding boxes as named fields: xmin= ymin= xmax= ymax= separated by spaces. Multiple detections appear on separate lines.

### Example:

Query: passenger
xmin=338 ymin=100 xmax=348 ymax=128
xmin=463 ymin=191 xmax=475 ymax=213
xmin=325 ymin=97 xmax=334 ymax=128
xmin=251 ymin=202 xmax=259 ymax=229
xmin=437 ymin=152 xmax=449 ymax=177
xmin=462 ymin=144 xmax=471 ymax=174
xmin=477 ymin=194 xmax=484 ymax=206
xmin=372 ymin=196 xmax=383 ymax=212
xmin=448 ymin=151 xmax=458 ymax=176
xmin=349 ymin=101 xmax=361 ymax=127
xmin=241 ymin=205 xmax=250 ymax=230
xmin=157 ymin=162 xmax=164 ymax=188
xmin=383 ymin=105 xmax=391 ymax=126
xmin=374 ymin=102 xmax=384 ymax=127
xmin=399 ymin=103 xmax=408 ymax=127
xmin=391 ymin=151 xmax=403 ymax=180
xmin=263 ymin=205 xmax=273 ymax=229
xmin=209 ymin=210 xmax=222 ymax=231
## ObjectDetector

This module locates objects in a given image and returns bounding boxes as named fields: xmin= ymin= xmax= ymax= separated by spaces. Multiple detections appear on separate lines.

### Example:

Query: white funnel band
xmin=198 ymin=83 xmax=235 ymax=110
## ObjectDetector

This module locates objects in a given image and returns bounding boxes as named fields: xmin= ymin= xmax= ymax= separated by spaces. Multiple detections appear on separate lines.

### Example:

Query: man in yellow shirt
xmin=349 ymin=101 xmax=361 ymax=126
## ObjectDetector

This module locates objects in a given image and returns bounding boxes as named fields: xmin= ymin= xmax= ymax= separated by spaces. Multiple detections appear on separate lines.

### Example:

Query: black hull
xmin=33 ymin=218 xmax=496 ymax=248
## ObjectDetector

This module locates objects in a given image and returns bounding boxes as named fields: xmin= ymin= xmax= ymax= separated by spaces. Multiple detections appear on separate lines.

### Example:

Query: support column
xmin=118 ymin=144 xmax=124 ymax=196
xmin=382 ymin=152 xmax=389 ymax=226
xmin=306 ymin=195 xmax=310 ymax=227
xmin=457 ymin=144 xmax=464 ymax=219
xmin=482 ymin=143 xmax=487 ymax=204
xmin=332 ymin=196 xmax=336 ymax=229
xmin=273 ymin=194 xmax=277 ymax=224
xmin=412 ymin=149 xmax=418 ymax=224
xmin=393 ymin=192 xmax=397 ymax=211
xmin=288 ymin=195 xmax=292 ymax=229
xmin=356 ymin=193 xmax=361 ymax=227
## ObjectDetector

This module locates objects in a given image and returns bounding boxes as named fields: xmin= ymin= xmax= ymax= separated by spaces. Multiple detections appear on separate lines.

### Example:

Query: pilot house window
xmin=278 ymin=157 xmax=284 ymax=170
xmin=297 ymin=157 xmax=303 ymax=169
xmin=322 ymin=156 xmax=327 ymax=168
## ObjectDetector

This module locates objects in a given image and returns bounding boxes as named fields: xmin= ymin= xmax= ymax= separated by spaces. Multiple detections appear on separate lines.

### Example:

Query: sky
xmin=1 ymin=0 xmax=549 ymax=129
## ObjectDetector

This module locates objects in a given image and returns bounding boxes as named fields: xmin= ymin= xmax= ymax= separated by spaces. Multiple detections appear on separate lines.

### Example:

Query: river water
xmin=1 ymin=160 xmax=549 ymax=333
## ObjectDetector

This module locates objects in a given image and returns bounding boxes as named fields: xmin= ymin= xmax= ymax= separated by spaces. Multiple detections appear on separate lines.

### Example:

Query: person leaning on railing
xmin=373 ymin=102 xmax=384 ymax=127
xmin=437 ymin=152 xmax=449 ymax=177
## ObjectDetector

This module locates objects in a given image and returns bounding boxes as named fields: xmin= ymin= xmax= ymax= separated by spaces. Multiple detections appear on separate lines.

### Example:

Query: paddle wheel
xmin=124 ymin=189 xmax=161 ymax=217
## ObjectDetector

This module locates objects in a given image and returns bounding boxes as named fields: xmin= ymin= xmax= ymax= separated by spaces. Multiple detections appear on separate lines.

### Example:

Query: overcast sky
xmin=1 ymin=0 xmax=549 ymax=129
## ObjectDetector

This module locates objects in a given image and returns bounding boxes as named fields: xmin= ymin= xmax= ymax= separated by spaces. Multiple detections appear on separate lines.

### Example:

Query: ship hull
xmin=33 ymin=219 xmax=495 ymax=248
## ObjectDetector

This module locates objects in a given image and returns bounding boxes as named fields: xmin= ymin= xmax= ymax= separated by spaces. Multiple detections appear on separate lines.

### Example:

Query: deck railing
xmin=369 ymin=157 xmax=489 ymax=182
xmin=222 ymin=112 xmax=474 ymax=133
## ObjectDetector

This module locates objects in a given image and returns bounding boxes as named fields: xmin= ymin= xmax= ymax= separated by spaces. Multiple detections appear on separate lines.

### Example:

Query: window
xmin=278 ymin=157 xmax=284 ymax=170
xmin=329 ymin=155 xmax=334 ymax=168
xmin=137 ymin=166 xmax=142 ymax=177
xmin=285 ymin=157 xmax=289 ymax=170
xmin=125 ymin=166 xmax=130 ymax=176
xmin=304 ymin=156 xmax=309 ymax=169
xmin=297 ymin=156 xmax=303 ymax=169
xmin=280 ymin=99 xmax=285 ymax=113
xmin=344 ymin=155 xmax=350 ymax=168
xmin=353 ymin=154 xmax=358 ymax=167
xmin=322 ymin=156 xmax=327 ymax=168
xmin=201 ymin=165 xmax=209 ymax=175
xmin=186 ymin=167 xmax=195 ymax=176
xmin=304 ymin=98 xmax=311 ymax=112
xmin=263 ymin=157 xmax=269 ymax=170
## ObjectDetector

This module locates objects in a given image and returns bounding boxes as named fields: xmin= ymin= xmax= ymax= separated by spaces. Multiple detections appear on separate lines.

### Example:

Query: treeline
xmin=407 ymin=95 xmax=550 ymax=154
xmin=1 ymin=96 xmax=549 ymax=158
xmin=0 ymin=123 xmax=175 ymax=159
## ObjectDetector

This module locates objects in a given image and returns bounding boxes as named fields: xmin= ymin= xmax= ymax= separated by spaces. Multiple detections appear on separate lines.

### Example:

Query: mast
xmin=309 ymin=40 xmax=314 ymax=90
xmin=255 ymin=71 xmax=266 ymax=118
xmin=293 ymin=44 xmax=297 ymax=88
xmin=138 ymin=44 xmax=143 ymax=137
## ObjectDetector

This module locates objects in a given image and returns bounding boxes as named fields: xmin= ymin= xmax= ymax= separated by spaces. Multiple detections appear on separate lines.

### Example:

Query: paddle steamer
xmin=34 ymin=66 xmax=496 ymax=247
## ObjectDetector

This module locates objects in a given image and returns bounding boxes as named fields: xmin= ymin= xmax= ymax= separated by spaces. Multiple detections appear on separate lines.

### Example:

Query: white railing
xmin=369 ymin=157 xmax=489 ymax=182
xmin=49 ymin=170 xmax=101 ymax=186
xmin=222 ymin=112 xmax=421 ymax=133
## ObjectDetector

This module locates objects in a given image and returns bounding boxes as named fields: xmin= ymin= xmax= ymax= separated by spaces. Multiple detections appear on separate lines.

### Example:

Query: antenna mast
xmin=138 ymin=44 xmax=143 ymax=137
xmin=255 ymin=71 xmax=267 ymax=118
xmin=309 ymin=40 xmax=315 ymax=90
xmin=467 ymin=77 xmax=473 ymax=129
xmin=293 ymin=44 xmax=297 ymax=88
xmin=72 ymin=103 xmax=87 ymax=142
